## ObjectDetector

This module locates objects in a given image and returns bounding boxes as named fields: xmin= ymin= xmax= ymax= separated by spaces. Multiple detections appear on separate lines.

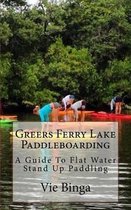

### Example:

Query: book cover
xmin=0 ymin=0 xmax=131 ymax=209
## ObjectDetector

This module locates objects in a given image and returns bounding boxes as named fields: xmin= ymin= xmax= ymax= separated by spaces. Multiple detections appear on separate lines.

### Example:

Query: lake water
xmin=0 ymin=113 xmax=131 ymax=210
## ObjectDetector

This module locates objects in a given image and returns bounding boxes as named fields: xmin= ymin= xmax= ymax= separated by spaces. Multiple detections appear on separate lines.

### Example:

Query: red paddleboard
xmin=90 ymin=112 xmax=131 ymax=120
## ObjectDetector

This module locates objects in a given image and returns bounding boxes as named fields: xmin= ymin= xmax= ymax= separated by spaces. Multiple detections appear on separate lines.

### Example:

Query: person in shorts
xmin=33 ymin=102 xmax=61 ymax=122
xmin=71 ymin=100 xmax=86 ymax=121
xmin=110 ymin=96 xmax=122 ymax=114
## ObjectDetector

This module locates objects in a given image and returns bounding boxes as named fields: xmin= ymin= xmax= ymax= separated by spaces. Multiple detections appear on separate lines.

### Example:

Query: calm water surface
xmin=0 ymin=113 xmax=131 ymax=210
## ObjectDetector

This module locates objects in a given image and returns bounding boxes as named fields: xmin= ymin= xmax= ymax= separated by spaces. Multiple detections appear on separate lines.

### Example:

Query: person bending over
xmin=33 ymin=102 xmax=61 ymax=122
xmin=71 ymin=100 xmax=86 ymax=121
xmin=110 ymin=96 xmax=122 ymax=114
xmin=61 ymin=95 xmax=75 ymax=111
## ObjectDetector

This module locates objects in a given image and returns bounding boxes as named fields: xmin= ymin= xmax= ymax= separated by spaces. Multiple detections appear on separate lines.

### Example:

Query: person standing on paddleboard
xmin=61 ymin=95 xmax=75 ymax=111
xmin=71 ymin=100 xmax=86 ymax=121
xmin=33 ymin=102 xmax=61 ymax=122
xmin=110 ymin=95 xmax=123 ymax=114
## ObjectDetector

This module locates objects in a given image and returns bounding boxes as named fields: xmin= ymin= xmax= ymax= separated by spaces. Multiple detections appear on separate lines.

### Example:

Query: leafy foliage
xmin=45 ymin=39 xmax=102 ymax=101
xmin=102 ymin=58 xmax=131 ymax=102
xmin=0 ymin=54 xmax=11 ymax=99
xmin=0 ymin=0 xmax=131 ymax=106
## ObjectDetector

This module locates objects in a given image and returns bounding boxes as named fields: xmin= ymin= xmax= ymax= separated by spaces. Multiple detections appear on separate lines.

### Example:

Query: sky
xmin=26 ymin=0 xmax=39 ymax=5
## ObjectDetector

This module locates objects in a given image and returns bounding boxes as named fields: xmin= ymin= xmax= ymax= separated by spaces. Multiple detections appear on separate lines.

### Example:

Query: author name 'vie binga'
xmin=41 ymin=182 xmax=91 ymax=195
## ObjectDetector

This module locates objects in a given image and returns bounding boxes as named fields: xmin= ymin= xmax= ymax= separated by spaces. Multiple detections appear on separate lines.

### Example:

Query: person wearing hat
xmin=61 ymin=95 xmax=75 ymax=111
xmin=33 ymin=102 xmax=61 ymax=122
xmin=71 ymin=100 xmax=86 ymax=121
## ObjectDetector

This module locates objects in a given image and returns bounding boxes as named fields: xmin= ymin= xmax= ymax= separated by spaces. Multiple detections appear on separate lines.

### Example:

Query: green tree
xmin=45 ymin=38 xmax=102 ymax=102
xmin=1 ymin=8 xmax=44 ymax=58
xmin=7 ymin=53 xmax=59 ymax=104
xmin=63 ymin=0 xmax=131 ymax=69
xmin=0 ymin=19 xmax=13 ymax=56
xmin=102 ymin=57 xmax=131 ymax=102
xmin=0 ymin=53 xmax=11 ymax=99
xmin=0 ymin=0 xmax=131 ymax=107
xmin=1 ymin=0 xmax=26 ymax=7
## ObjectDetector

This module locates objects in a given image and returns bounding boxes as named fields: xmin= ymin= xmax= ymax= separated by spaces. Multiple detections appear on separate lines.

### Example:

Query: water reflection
xmin=0 ymin=114 xmax=131 ymax=209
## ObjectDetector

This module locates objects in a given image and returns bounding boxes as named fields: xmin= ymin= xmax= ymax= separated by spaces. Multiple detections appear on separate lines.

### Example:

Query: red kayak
xmin=90 ymin=112 xmax=131 ymax=120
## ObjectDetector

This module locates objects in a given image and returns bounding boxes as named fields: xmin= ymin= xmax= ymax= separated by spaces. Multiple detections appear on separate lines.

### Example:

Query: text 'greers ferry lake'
xmin=15 ymin=128 xmax=116 ymax=149
xmin=15 ymin=129 xmax=116 ymax=139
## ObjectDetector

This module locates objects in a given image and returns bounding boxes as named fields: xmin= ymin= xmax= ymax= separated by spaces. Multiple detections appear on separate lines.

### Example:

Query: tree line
xmin=0 ymin=0 xmax=131 ymax=107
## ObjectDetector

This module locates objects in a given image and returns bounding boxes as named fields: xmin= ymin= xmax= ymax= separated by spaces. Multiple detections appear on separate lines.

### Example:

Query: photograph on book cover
xmin=0 ymin=0 xmax=131 ymax=209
